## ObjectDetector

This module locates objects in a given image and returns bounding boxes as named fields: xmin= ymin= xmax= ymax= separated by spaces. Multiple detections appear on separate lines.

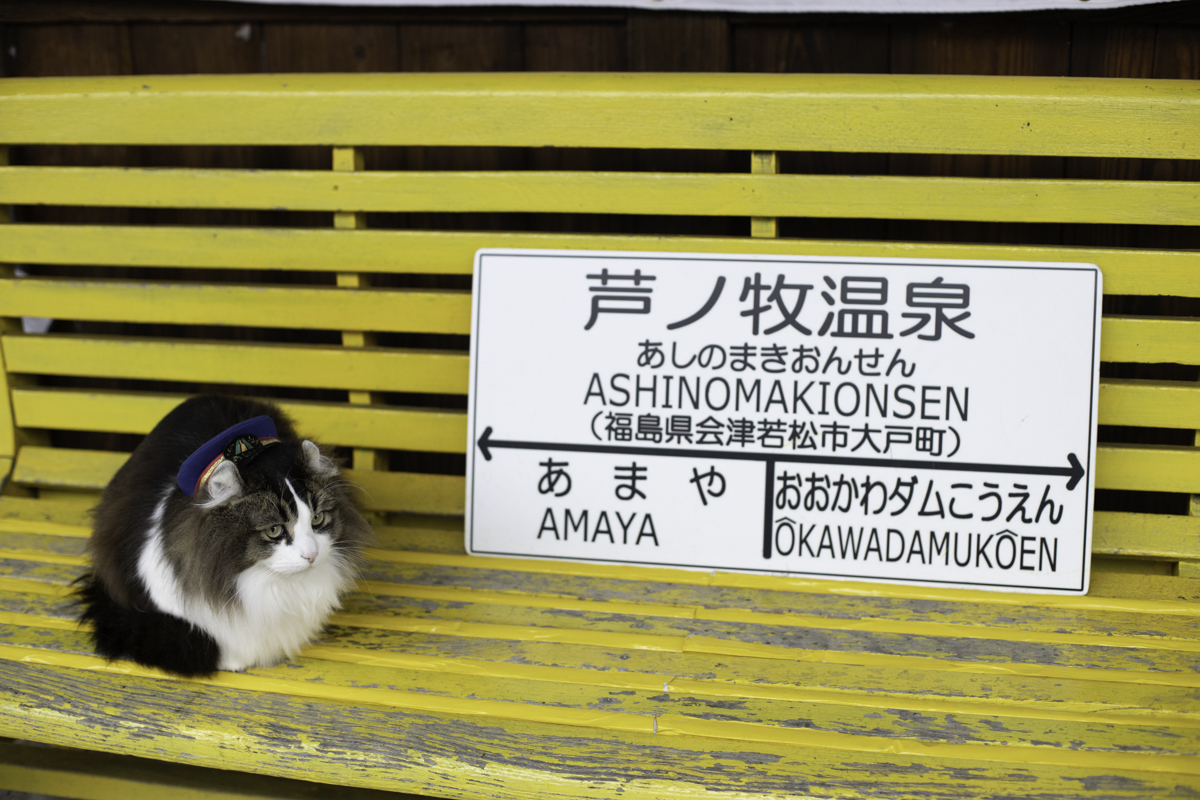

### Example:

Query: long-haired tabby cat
xmin=78 ymin=395 xmax=369 ymax=677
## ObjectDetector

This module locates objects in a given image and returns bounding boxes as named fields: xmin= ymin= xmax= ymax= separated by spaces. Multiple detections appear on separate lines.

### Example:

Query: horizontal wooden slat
xmin=10 ymin=388 xmax=466 ymax=453
xmin=10 ymin=447 xmax=126 ymax=490
xmin=1094 ymin=511 xmax=1200 ymax=562
xmin=15 ymin=439 xmax=1194 ymax=504
xmin=0 ymin=278 xmax=471 ymax=335
xmin=1097 ymin=378 xmax=1200 ymax=429
xmin=9 ymin=446 xmax=462 ymax=515
xmin=1 ymin=335 xmax=470 ymax=400
xmin=14 ymin=380 xmax=1196 ymax=445
xmin=1095 ymin=443 xmax=1200 ymax=493
xmin=2 ymin=73 xmax=1196 ymax=159
xmin=349 ymin=470 xmax=464 ymax=516
xmin=5 ymin=167 xmax=1199 ymax=227
xmin=4 ymin=224 xmax=1199 ymax=298
xmin=329 ymin=595 xmax=1200 ymax=669
xmin=4 ymin=510 xmax=1198 ymax=621
xmin=0 ymin=496 xmax=93 ymax=528
xmin=1100 ymin=317 xmax=1200 ymax=365
xmin=5 ymin=301 xmax=1195 ymax=381
xmin=373 ymin=519 xmax=467 ymax=554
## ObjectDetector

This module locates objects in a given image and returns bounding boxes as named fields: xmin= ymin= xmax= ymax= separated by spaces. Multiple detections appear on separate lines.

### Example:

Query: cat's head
xmin=192 ymin=439 xmax=368 ymax=580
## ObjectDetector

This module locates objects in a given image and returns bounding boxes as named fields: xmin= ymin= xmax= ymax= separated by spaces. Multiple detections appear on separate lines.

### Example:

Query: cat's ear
xmin=201 ymin=460 xmax=243 ymax=506
xmin=302 ymin=440 xmax=337 ymax=476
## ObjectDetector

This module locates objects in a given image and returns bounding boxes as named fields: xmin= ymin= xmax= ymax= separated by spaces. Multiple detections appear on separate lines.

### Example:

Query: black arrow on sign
xmin=475 ymin=427 xmax=1086 ymax=490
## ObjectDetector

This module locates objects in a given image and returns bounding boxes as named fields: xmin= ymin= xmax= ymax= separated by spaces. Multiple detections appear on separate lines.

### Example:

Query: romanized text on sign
xmin=466 ymin=250 xmax=1102 ymax=594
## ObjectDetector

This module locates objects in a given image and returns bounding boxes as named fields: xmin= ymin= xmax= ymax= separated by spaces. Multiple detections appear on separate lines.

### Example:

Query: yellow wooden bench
xmin=1 ymin=73 xmax=1199 ymax=798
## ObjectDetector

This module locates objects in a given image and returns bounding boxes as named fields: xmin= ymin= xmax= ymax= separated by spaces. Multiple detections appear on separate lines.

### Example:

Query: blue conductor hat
xmin=177 ymin=415 xmax=280 ymax=497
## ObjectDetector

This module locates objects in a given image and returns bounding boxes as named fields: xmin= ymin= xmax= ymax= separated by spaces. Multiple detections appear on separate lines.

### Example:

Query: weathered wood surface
xmin=3 ymin=514 xmax=1200 ymax=797
xmin=7 ymin=661 xmax=1194 ymax=799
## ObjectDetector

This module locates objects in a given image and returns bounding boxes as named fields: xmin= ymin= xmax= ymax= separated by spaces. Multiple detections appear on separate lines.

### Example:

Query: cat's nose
xmin=301 ymin=551 xmax=316 ymax=564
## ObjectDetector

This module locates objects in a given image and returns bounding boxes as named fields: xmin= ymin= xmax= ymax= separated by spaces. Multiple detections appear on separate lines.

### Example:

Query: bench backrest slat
xmin=3 ymin=167 xmax=1199 ymax=227
xmin=4 ymin=225 xmax=1198 ymax=296
xmin=11 ymin=388 xmax=465 ymax=453
xmin=2 ymin=337 xmax=470 ymax=397
xmin=0 ymin=278 xmax=471 ymax=334
xmin=3 ymin=74 xmax=1196 ymax=158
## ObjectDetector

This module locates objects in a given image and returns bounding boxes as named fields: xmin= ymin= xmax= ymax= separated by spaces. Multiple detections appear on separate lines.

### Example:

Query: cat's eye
xmin=265 ymin=524 xmax=286 ymax=541
xmin=311 ymin=511 xmax=327 ymax=528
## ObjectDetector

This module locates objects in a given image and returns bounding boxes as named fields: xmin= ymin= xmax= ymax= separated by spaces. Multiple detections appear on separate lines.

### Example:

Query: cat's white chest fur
xmin=137 ymin=483 xmax=355 ymax=672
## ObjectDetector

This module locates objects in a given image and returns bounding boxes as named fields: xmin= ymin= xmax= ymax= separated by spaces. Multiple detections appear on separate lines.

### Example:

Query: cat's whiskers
xmin=327 ymin=480 xmax=369 ymax=500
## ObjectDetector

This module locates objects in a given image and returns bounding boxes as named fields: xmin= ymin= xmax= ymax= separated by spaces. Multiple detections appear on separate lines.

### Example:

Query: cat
xmin=77 ymin=395 xmax=370 ymax=677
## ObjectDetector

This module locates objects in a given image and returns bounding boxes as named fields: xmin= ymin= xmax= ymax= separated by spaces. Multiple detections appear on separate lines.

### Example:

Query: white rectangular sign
xmin=466 ymin=250 xmax=1102 ymax=595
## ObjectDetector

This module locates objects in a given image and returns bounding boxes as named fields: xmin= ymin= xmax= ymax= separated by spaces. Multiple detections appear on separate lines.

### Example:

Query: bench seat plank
xmin=4 ymin=527 xmax=1200 ymax=656
xmin=5 ymin=532 xmax=1200 ymax=678
xmin=319 ymin=598 xmax=1200 ymax=679
xmin=3 ymin=73 xmax=1195 ymax=159
xmin=2 ymin=623 xmax=1199 ymax=769
xmin=2 ymin=598 xmax=1198 ymax=730
xmin=6 ymin=540 xmax=1200 ymax=661
xmin=6 ymin=166 xmax=1200 ymax=227
xmin=4 ymin=224 xmax=1200 ymax=297
xmin=5 ymin=515 xmax=1200 ymax=795
xmin=2 ymin=563 xmax=1200 ymax=777
xmin=3 ymin=579 xmax=1200 ymax=790
xmin=6 ymin=659 xmax=1193 ymax=799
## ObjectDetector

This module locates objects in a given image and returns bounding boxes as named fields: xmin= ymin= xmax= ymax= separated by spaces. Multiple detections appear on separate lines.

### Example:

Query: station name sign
xmin=466 ymin=250 xmax=1101 ymax=594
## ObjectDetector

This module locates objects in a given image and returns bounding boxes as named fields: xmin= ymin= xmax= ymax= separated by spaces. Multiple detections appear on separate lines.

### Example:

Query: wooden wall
xmin=2 ymin=0 xmax=1198 ymax=518
xmin=5 ymin=1 xmax=1200 ymax=81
